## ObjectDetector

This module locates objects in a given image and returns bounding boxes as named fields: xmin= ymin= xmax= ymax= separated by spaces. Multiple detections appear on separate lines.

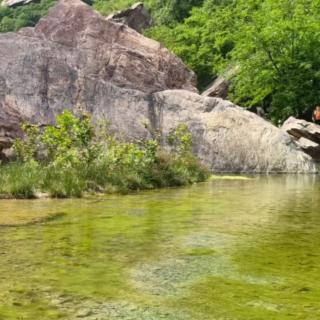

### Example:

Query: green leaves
xmin=9 ymin=111 xmax=208 ymax=198
xmin=223 ymin=0 xmax=320 ymax=121
xmin=39 ymin=110 xmax=94 ymax=166
xmin=93 ymin=0 xmax=204 ymax=25
xmin=146 ymin=0 xmax=235 ymax=89
xmin=0 ymin=0 xmax=56 ymax=33
xmin=167 ymin=124 xmax=193 ymax=155
xmin=13 ymin=124 xmax=40 ymax=163
xmin=147 ymin=0 xmax=320 ymax=121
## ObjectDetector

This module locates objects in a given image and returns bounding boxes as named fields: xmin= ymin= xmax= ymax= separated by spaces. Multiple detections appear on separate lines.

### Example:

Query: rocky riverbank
xmin=0 ymin=0 xmax=317 ymax=173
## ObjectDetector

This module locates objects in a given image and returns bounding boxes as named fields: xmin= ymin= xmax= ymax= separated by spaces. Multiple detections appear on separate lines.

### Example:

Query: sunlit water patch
xmin=0 ymin=176 xmax=320 ymax=319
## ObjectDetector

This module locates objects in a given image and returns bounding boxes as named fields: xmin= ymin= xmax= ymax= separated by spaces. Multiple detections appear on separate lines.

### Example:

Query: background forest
xmin=1 ymin=0 xmax=320 ymax=122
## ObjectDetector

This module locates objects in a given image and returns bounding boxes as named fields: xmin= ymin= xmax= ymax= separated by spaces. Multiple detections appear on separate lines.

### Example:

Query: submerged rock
xmin=0 ymin=0 xmax=316 ymax=173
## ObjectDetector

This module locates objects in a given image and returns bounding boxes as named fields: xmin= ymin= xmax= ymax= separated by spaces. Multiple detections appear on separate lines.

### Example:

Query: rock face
xmin=0 ymin=0 xmax=196 ymax=155
xmin=201 ymin=76 xmax=229 ymax=99
xmin=1 ymin=0 xmax=35 ymax=7
xmin=0 ymin=0 xmax=317 ymax=172
xmin=107 ymin=2 xmax=154 ymax=33
xmin=282 ymin=117 xmax=320 ymax=161
xmin=149 ymin=92 xmax=316 ymax=173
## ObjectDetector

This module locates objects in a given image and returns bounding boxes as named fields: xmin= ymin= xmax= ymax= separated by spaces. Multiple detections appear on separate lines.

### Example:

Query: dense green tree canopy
xmin=228 ymin=0 xmax=320 ymax=122
xmin=148 ymin=0 xmax=320 ymax=122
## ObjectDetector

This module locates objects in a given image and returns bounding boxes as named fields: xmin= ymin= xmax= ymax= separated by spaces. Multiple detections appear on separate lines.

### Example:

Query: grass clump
xmin=0 ymin=110 xmax=209 ymax=198
xmin=0 ymin=162 xmax=40 ymax=199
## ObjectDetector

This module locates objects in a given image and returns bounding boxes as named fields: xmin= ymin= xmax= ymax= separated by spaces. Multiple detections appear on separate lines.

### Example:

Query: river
xmin=0 ymin=176 xmax=319 ymax=319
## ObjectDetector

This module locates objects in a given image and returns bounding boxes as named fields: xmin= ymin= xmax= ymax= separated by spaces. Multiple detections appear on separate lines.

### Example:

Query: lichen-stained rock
xmin=282 ymin=117 xmax=320 ymax=144
xmin=0 ymin=0 xmax=197 ymax=117
xmin=107 ymin=2 xmax=154 ymax=33
xmin=0 ymin=98 xmax=23 ymax=158
xmin=88 ymin=86 xmax=316 ymax=173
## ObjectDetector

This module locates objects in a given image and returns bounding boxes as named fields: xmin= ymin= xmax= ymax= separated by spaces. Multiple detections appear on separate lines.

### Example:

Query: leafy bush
xmin=0 ymin=111 xmax=209 ymax=198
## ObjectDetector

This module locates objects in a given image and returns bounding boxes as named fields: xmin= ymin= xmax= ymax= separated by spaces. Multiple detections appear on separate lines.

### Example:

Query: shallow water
xmin=1 ymin=176 xmax=320 ymax=319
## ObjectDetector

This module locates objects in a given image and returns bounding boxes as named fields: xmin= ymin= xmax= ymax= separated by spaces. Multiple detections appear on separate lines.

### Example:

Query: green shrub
xmin=0 ymin=110 xmax=209 ymax=198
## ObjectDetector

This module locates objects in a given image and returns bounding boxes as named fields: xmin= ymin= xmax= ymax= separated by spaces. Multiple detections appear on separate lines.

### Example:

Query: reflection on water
xmin=0 ymin=176 xmax=320 ymax=319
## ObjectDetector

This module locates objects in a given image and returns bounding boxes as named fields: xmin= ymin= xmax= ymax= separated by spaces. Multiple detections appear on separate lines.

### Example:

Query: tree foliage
xmin=93 ymin=0 xmax=205 ymax=25
xmin=0 ymin=0 xmax=204 ymax=32
xmin=146 ymin=0 xmax=235 ymax=89
xmin=0 ymin=0 xmax=56 ymax=32
xmin=148 ymin=0 xmax=320 ymax=122
xmin=226 ymin=0 xmax=320 ymax=122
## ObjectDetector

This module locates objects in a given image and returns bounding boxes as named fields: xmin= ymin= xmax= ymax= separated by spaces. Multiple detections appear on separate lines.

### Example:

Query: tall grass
xmin=0 ymin=154 xmax=209 ymax=199
xmin=0 ymin=162 xmax=40 ymax=199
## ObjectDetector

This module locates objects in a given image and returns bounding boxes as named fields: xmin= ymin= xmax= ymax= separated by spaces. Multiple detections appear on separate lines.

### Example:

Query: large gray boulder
xmin=1 ymin=0 xmax=35 ymax=7
xmin=0 ymin=0 xmax=317 ymax=173
xmin=88 ymin=86 xmax=316 ymax=173
xmin=150 ymin=91 xmax=316 ymax=173
xmin=0 ymin=0 xmax=196 ymax=154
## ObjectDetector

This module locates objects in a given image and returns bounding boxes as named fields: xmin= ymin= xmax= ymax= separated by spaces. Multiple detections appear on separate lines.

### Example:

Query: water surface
xmin=0 ymin=176 xmax=320 ymax=319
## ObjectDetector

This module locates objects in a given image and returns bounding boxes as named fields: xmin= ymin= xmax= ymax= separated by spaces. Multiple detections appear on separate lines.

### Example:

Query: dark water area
xmin=0 ymin=175 xmax=320 ymax=319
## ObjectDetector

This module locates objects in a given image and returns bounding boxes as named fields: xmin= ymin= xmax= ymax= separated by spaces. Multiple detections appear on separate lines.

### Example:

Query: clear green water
xmin=1 ymin=176 xmax=320 ymax=319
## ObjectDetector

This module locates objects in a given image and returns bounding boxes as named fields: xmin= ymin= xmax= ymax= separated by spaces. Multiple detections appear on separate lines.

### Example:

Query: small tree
xmin=227 ymin=0 xmax=320 ymax=122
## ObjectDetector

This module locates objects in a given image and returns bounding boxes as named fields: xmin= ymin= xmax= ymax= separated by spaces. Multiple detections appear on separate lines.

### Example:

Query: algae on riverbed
xmin=0 ymin=176 xmax=320 ymax=319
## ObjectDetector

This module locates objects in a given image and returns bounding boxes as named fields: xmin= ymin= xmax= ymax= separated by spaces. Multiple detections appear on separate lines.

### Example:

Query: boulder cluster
xmin=0 ymin=0 xmax=317 ymax=172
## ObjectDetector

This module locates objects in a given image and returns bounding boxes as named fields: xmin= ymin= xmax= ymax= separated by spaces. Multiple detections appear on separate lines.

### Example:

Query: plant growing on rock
xmin=167 ymin=124 xmax=193 ymax=155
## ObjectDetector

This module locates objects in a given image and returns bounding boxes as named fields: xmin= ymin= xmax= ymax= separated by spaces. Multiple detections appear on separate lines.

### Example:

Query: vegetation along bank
xmin=0 ymin=111 xmax=209 ymax=199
